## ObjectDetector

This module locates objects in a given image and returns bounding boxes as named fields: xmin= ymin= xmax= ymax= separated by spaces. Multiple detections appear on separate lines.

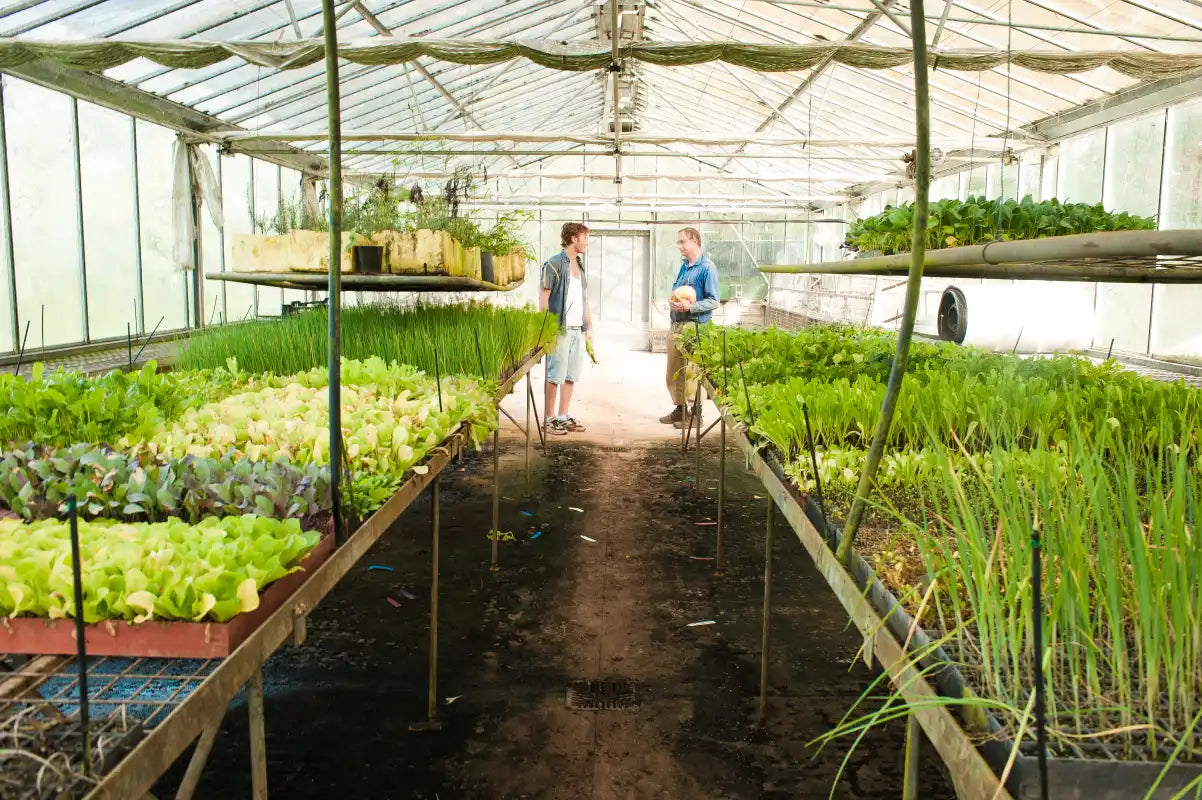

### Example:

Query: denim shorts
xmin=547 ymin=327 xmax=585 ymax=385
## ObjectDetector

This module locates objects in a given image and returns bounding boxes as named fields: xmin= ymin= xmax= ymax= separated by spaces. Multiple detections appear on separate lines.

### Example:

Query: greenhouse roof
xmin=3 ymin=0 xmax=1202 ymax=205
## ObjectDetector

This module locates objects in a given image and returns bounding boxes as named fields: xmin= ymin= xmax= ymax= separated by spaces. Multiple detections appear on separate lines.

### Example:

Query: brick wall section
xmin=765 ymin=306 xmax=816 ymax=331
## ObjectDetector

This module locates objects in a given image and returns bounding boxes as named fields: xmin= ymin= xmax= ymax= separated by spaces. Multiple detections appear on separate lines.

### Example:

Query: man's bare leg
xmin=558 ymin=380 xmax=575 ymax=417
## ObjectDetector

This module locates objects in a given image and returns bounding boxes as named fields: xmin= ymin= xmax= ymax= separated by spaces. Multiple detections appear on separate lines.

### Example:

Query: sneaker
xmin=544 ymin=417 xmax=568 ymax=436
xmin=659 ymin=405 xmax=684 ymax=424
xmin=561 ymin=416 xmax=587 ymax=432
xmin=674 ymin=406 xmax=701 ymax=430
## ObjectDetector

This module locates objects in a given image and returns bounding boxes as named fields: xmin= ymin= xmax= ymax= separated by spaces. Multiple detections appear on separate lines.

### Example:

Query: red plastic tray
xmin=0 ymin=535 xmax=333 ymax=659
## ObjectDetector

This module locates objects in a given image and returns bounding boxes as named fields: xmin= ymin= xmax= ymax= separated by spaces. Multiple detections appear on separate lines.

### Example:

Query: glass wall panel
xmin=252 ymin=160 xmax=282 ymax=316
xmin=1041 ymin=155 xmax=1059 ymax=200
xmin=136 ymin=119 xmax=188 ymax=333
xmin=6 ymin=77 xmax=84 ymax=347
xmin=1103 ymin=112 xmax=1165 ymax=218
xmin=1152 ymin=99 xmax=1202 ymax=355
xmin=220 ymin=154 xmax=257 ymax=322
xmin=279 ymin=167 xmax=308 ymax=309
xmin=963 ymin=165 xmax=987 ymax=198
xmin=79 ymin=102 xmax=138 ymax=341
xmin=198 ymin=144 xmax=226 ymax=326
xmin=1019 ymin=156 xmax=1042 ymax=201
xmin=0 ymin=100 xmax=12 ymax=353
xmin=929 ymin=174 xmax=958 ymax=201
xmin=1057 ymin=130 xmax=1105 ymax=204
xmin=998 ymin=163 xmax=1019 ymax=201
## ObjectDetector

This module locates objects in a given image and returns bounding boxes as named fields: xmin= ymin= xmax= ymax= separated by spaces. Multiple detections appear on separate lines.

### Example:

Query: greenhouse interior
xmin=3 ymin=0 xmax=1202 ymax=798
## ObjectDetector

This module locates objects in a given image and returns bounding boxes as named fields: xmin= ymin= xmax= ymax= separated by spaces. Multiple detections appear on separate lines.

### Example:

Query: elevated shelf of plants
xmin=760 ymin=229 xmax=1202 ymax=283
xmin=688 ymin=324 xmax=1202 ymax=800
xmin=208 ymin=271 xmax=524 ymax=293
xmin=0 ymin=336 xmax=547 ymax=800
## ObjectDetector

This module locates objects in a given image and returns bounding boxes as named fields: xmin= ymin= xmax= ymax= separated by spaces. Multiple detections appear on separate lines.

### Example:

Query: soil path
xmin=156 ymin=439 xmax=954 ymax=799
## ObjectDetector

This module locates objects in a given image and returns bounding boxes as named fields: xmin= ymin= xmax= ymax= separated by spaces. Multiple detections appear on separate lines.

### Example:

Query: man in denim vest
xmin=661 ymin=227 xmax=719 ymax=429
xmin=539 ymin=222 xmax=592 ymax=435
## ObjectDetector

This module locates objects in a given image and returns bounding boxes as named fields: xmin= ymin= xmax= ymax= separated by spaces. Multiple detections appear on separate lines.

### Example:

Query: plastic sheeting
xmin=2 ymin=39 xmax=1202 ymax=80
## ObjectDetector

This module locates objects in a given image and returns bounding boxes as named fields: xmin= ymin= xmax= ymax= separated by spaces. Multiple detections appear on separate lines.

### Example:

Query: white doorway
xmin=586 ymin=229 xmax=651 ymax=351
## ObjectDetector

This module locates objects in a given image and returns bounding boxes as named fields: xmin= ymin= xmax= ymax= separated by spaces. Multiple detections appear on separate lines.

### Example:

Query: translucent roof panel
xmin=2 ymin=0 xmax=1202 ymax=202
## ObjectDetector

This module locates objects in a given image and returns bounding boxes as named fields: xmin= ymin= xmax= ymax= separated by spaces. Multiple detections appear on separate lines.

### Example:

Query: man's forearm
xmin=691 ymin=297 xmax=719 ymax=314
xmin=539 ymin=289 xmax=551 ymax=312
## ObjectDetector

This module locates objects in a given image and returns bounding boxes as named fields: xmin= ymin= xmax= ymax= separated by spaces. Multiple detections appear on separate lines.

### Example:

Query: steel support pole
xmin=524 ymin=372 xmax=532 ymax=487
xmin=491 ymin=428 xmax=500 ymax=571
xmin=247 ymin=668 xmax=267 ymax=800
xmin=411 ymin=476 xmax=443 ymax=730
xmin=321 ymin=0 xmax=346 ymax=547
xmin=903 ymin=713 xmax=921 ymax=800
xmin=70 ymin=98 xmax=89 ymax=343
xmin=174 ymin=716 xmax=223 ymax=800
xmin=757 ymin=499 xmax=775 ymax=728
xmin=694 ymin=385 xmax=703 ymax=491
xmin=527 ymin=378 xmax=546 ymax=452
xmin=0 ymin=79 xmax=19 ymax=349
xmin=716 ymin=418 xmax=726 ymax=572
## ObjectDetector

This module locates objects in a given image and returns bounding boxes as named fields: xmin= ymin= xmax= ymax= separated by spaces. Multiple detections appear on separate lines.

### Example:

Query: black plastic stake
xmin=132 ymin=315 xmax=165 ymax=366
xmin=802 ymin=399 xmax=828 ymax=532
xmin=1012 ymin=327 xmax=1025 ymax=354
xmin=1031 ymin=524 xmax=1049 ymax=800
xmin=12 ymin=319 xmax=30 ymax=376
xmin=433 ymin=346 xmax=443 ymax=412
xmin=472 ymin=327 xmax=488 ymax=382
xmin=737 ymin=359 xmax=757 ymax=430
xmin=721 ymin=329 xmax=729 ymax=394
xmin=1106 ymin=337 xmax=1115 ymax=361
xmin=66 ymin=496 xmax=91 ymax=774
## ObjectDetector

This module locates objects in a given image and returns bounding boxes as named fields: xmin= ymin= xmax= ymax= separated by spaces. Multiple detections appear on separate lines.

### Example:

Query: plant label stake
xmin=126 ymin=322 xmax=133 ymax=371
xmin=66 ymin=495 xmax=91 ymax=775
xmin=1031 ymin=523 xmax=1049 ymax=800
xmin=132 ymin=315 xmax=166 ymax=366
xmin=1106 ymin=337 xmax=1115 ymax=361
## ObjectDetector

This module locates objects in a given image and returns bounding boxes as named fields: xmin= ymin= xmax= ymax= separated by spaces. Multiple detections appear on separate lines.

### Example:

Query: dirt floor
xmin=154 ymin=433 xmax=956 ymax=799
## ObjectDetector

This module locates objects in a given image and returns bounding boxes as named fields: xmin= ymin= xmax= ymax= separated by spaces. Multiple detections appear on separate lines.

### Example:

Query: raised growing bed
xmin=706 ymin=378 xmax=1202 ymax=800
xmin=0 ymin=535 xmax=334 ymax=659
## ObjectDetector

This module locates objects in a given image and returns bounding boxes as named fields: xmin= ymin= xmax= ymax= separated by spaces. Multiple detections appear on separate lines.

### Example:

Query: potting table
xmin=207 ymin=271 xmax=525 ymax=292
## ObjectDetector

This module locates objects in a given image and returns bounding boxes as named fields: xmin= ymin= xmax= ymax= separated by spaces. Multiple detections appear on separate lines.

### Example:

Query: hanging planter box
xmin=231 ymin=231 xmax=354 ymax=274
xmin=372 ymin=229 xmax=457 ymax=275
xmin=462 ymin=246 xmax=482 ymax=281
xmin=0 ymin=535 xmax=333 ymax=659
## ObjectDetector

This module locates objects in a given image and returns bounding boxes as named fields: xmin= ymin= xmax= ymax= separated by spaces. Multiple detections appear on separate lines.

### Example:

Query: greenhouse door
xmin=586 ymin=229 xmax=650 ymax=351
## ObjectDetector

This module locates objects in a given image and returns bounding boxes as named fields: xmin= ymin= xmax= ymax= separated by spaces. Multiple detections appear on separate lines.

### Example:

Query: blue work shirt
xmin=540 ymin=249 xmax=590 ymax=332
xmin=671 ymin=253 xmax=720 ymax=324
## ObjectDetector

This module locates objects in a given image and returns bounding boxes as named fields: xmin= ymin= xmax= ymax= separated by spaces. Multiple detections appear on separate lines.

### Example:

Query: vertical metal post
xmin=322 ymin=0 xmax=346 ymax=547
xmin=716 ymin=417 xmax=726 ymax=572
xmin=247 ymin=668 xmax=268 ymax=800
xmin=426 ymin=477 xmax=443 ymax=725
xmin=174 ymin=718 xmax=222 ymax=800
xmin=525 ymin=372 xmax=532 ymax=486
xmin=187 ymin=143 xmax=204 ymax=329
xmin=491 ymin=427 xmax=500 ymax=571
xmin=837 ymin=0 xmax=930 ymax=565
xmin=214 ymin=153 xmax=227 ymax=325
xmin=129 ymin=117 xmax=145 ymax=335
xmin=66 ymin=496 xmax=90 ymax=773
xmin=756 ymin=498 xmax=774 ymax=728
xmin=903 ymin=714 xmax=921 ymax=800
xmin=70 ymin=98 xmax=89 ymax=343
xmin=694 ymin=384 xmax=702 ymax=490
xmin=0 ymin=79 xmax=20 ymax=350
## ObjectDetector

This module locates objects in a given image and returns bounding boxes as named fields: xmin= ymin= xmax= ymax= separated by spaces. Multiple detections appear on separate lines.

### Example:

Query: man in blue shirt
xmin=661 ymin=227 xmax=719 ymax=429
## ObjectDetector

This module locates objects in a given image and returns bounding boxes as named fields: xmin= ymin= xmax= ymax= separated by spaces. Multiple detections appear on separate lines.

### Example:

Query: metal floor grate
xmin=565 ymin=680 xmax=639 ymax=711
